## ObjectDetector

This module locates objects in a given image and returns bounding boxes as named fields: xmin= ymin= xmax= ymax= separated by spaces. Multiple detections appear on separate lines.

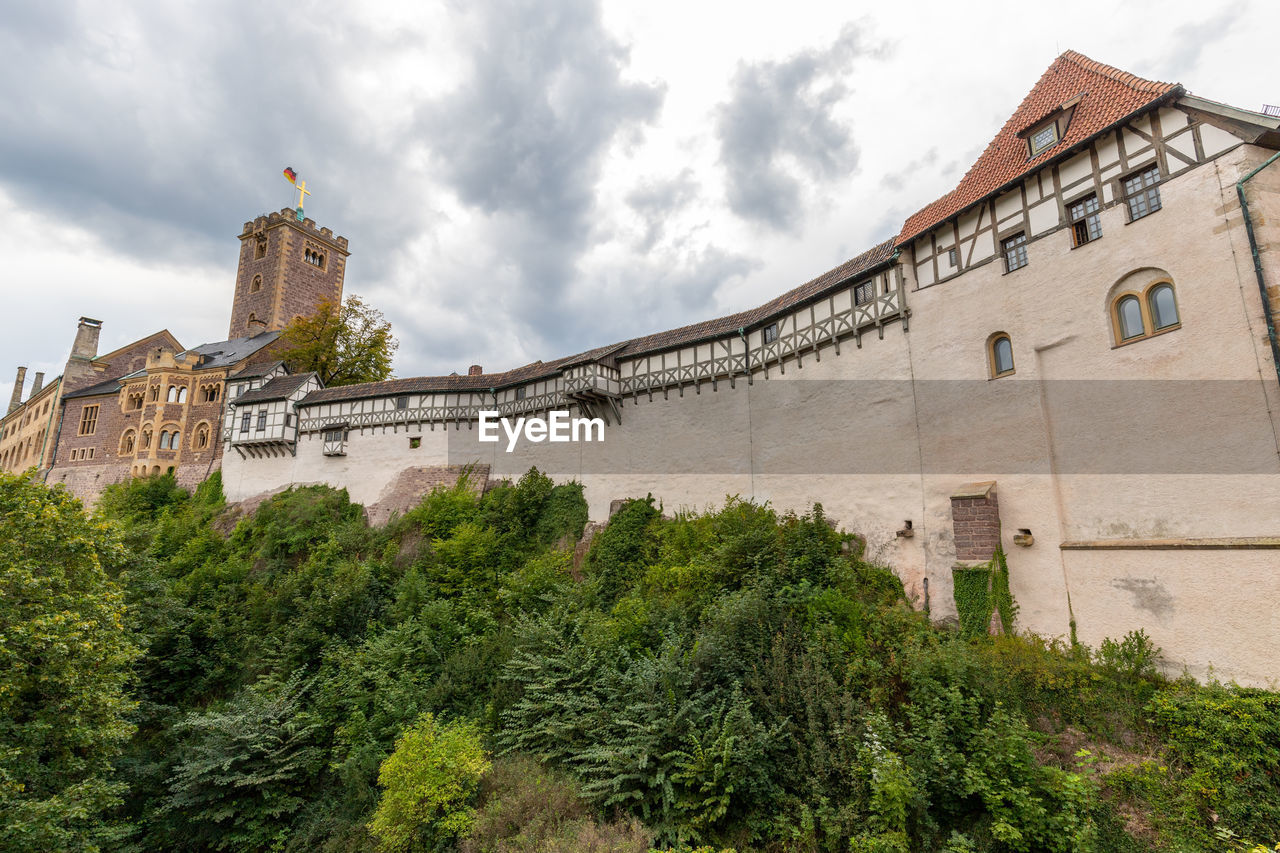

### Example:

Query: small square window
xmin=1123 ymin=165 xmax=1162 ymax=222
xmin=853 ymin=281 xmax=874 ymax=306
xmin=1002 ymin=232 xmax=1028 ymax=272
xmin=763 ymin=323 xmax=779 ymax=344
xmin=409 ymin=436 xmax=421 ymax=449
xmin=395 ymin=395 xmax=408 ymax=410
xmin=1028 ymin=122 xmax=1059 ymax=156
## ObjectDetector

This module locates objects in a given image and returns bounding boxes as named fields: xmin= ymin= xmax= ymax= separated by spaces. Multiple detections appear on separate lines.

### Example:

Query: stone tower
xmin=227 ymin=209 xmax=350 ymax=339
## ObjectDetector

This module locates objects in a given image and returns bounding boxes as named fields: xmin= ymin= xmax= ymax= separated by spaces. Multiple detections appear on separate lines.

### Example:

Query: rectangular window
xmin=853 ymin=281 xmax=874 ymax=306
xmin=409 ymin=436 xmax=421 ymax=449
xmin=395 ymin=395 xmax=408 ymax=410
xmin=241 ymin=412 xmax=251 ymax=434
xmin=87 ymin=448 xmax=94 ymax=460
xmin=514 ymin=387 xmax=527 ymax=401
xmin=763 ymin=323 xmax=779 ymax=344
xmin=1002 ymin=232 xmax=1028 ymax=273
xmin=1123 ymin=165 xmax=1162 ymax=221
xmin=78 ymin=405 xmax=98 ymax=436
xmin=1068 ymin=194 xmax=1102 ymax=246
xmin=256 ymin=410 xmax=267 ymax=431
xmin=285 ymin=413 xmax=294 ymax=427
xmin=947 ymin=248 xmax=958 ymax=268
xmin=322 ymin=428 xmax=347 ymax=457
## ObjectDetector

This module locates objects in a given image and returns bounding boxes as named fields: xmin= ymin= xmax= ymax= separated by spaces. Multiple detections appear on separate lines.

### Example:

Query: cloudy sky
xmin=2 ymin=0 xmax=1275 ymax=404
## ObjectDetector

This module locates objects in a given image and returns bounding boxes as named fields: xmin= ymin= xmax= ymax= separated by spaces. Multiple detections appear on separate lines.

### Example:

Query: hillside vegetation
xmin=2 ymin=468 xmax=1278 ymax=852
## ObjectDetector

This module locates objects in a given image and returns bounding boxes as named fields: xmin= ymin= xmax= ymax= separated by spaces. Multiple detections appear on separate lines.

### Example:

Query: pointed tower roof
xmin=896 ymin=51 xmax=1181 ymax=245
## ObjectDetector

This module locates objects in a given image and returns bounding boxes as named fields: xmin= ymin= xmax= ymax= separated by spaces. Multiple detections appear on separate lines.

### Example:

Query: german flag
xmin=283 ymin=166 xmax=297 ymax=184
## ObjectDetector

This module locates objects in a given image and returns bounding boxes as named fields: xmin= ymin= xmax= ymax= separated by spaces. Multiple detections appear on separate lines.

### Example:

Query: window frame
xmin=987 ymin=333 xmax=1016 ymax=379
xmin=1110 ymin=280 xmax=1181 ymax=347
xmin=1067 ymin=193 xmax=1102 ymax=247
xmin=1001 ymin=232 xmax=1028 ymax=273
xmin=1121 ymin=165 xmax=1162 ymax=223
xmin=763 ymin=322 xmax=780 ymax=344
xmin=78 ymin=405 xmax=99 ymax=436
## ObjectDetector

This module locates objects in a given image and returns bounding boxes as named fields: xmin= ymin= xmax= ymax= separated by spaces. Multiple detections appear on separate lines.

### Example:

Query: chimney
xmin=72 ymin=317 xmax=103 ymax=360
xmin=468 ymin=364 xmax=483 ymax=376
xmin=31 ymin=372 xmax=44 ymax=395
xmin=8 ymin=366 xmax=26 ymax=414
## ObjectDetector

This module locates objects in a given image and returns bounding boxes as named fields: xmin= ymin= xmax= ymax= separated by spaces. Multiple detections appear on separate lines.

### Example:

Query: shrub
xmin=368 ymin=714 xmax=490 ymax=852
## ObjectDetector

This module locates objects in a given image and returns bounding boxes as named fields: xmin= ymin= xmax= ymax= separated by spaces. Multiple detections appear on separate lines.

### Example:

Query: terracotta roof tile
xmin=896 ymin=51 xmax=1179 ymax=245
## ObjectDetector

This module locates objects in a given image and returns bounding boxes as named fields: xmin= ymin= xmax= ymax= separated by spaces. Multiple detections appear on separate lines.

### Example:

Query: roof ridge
xmin=1057 ymin=50 xmax=1173 ymax=93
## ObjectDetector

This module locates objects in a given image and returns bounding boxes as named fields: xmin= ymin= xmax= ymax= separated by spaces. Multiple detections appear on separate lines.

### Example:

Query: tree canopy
xmin=276 ymin=295 xmax=397 ymax=387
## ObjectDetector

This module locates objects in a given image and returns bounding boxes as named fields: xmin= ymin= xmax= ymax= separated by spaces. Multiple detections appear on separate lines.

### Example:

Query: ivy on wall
xmin=952 ymin=544 xmax=1017 ymax=640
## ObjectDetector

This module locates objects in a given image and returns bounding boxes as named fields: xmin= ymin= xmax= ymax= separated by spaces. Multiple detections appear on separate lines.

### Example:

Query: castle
xmin=4 ymin=52 xmax=1279 ymax=685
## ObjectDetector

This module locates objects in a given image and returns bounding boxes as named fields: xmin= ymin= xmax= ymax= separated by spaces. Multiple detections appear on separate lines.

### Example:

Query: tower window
xmin=1068 ymin=194 xmax=1102 ymax=246
xmin=304 ymin=247 xmax=326 ymax=269
xmin=1122 ymin=165 xmax=1162 ymax=222
xmin=1002 ymin=232 xmax=1028 ymax=273
xmin=254 ymin=237 xmax=267 ymax=259
xmin=251 ymin=274 xmax=262 ymax=293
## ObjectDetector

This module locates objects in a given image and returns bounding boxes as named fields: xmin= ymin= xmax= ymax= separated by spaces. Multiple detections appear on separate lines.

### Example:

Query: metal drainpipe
xmin=1237 ymin=149 xmax=1280 ymax=387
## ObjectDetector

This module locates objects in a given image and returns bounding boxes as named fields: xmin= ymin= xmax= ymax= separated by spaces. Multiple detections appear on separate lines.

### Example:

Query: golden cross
xmin=294 ymin=179 xmax=311 ymax=217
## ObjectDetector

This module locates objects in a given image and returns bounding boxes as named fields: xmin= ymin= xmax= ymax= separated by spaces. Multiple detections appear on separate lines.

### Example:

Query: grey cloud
xmin=716 ymin=24 xmax=884 ymax=231
xmin=625 ymin=169 xmax=700 ymax=251
xmin=417 ymin=0 xmax=664 ymax=351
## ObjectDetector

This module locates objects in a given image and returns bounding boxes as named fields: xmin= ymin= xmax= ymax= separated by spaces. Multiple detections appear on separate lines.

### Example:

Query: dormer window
xmin=1028 ymin=122 xmax=1059 ymax=156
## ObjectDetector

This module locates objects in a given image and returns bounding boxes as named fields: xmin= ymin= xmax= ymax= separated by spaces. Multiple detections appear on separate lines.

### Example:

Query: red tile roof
xmin=896 ymin=51 xmax=1180 ymax=245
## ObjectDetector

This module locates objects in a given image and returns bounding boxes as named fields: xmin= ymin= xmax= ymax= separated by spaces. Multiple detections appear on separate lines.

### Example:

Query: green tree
xmin=369 ymin=713 xmax=490 ymax=852
xmin=0 ymin=472 xmax=138 ymax=851
xmin=277 ymin=294 xmax=398 ymax=386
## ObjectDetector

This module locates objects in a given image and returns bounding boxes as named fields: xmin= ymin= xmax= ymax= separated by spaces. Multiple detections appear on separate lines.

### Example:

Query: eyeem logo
xmin=478 ymin=410 xmax=605 ymax=452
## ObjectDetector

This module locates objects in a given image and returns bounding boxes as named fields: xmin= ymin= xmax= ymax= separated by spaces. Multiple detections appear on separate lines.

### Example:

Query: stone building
xmin=31 ymin=208 xmax=349 ymax=500
xmin=218 ymin=52 xmax=1280 ymax=685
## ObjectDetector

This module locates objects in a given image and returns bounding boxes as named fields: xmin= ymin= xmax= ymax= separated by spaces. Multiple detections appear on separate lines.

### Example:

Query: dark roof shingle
xmin=234 ymin=372 xmax=317 ymax=405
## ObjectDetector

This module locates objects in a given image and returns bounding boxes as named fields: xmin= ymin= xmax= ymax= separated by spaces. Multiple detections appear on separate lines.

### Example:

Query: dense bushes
xmin=1 ymin=467 xmax=1275 ymax=850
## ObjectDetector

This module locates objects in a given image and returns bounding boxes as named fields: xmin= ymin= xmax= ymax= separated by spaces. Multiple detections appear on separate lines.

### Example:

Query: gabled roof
xmin=300 ymin=239 xmax=896 ymax=405
xmin=897 ymin=51 xmax=1181 ymax=245
xmin=234 ymin=372 xmax=317 ymax=405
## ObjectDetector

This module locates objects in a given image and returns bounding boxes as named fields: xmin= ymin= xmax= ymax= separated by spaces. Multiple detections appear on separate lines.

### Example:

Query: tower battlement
xmin=228 ymin=209 xmax=350 ymax=338
xmin=240 ymin=208 xmax=349 ymax=252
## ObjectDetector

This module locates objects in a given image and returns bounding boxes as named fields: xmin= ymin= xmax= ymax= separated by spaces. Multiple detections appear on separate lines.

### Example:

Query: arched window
xmin=168 ymin=431 xmax=180 ymax=450
xmin=1149 ymin=284 xmax=1179 ymax=331
xmin=1109 ymin=272 xmax=1181 ymax=346
xmin=167 ymin=385 xmax=177 ymax=402
xmin=177 ymin=387 xmax=188 ymax=404
xmin=149 ymin=385 xmax=160 ymax=402
xmin=1116 ymin=296 xmax=1144 ymax=341
xmin=141 ymin=428 xmax=152 ymax=449
xmin=194 ymin=424 xmax=210 ymax=449
xmin=159 ymin=430 xmax=169 ymax=448
xmin=251 ymin=274 xmax=262 ymax=293
xmin=987 ymin=333 xmax=1015 ymax=378
xmin=120 ymin=431 xmax=136 ymax=455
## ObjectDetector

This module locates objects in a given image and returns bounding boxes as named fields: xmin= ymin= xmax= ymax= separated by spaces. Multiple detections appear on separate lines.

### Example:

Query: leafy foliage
xmin=0 ymin=471 xmax=138 ymax=852
xmin=276 ymin=294 xmax=398 ymax=386
xmin=368 ymin=714 xmax=490 ymax=852
xmin=5 ymin=468 xmax=1274 ymax=852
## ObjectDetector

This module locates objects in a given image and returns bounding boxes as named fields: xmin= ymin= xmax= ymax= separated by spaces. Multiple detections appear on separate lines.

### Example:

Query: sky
xmin=1 ymin=0 xmax=1275 ymax=405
